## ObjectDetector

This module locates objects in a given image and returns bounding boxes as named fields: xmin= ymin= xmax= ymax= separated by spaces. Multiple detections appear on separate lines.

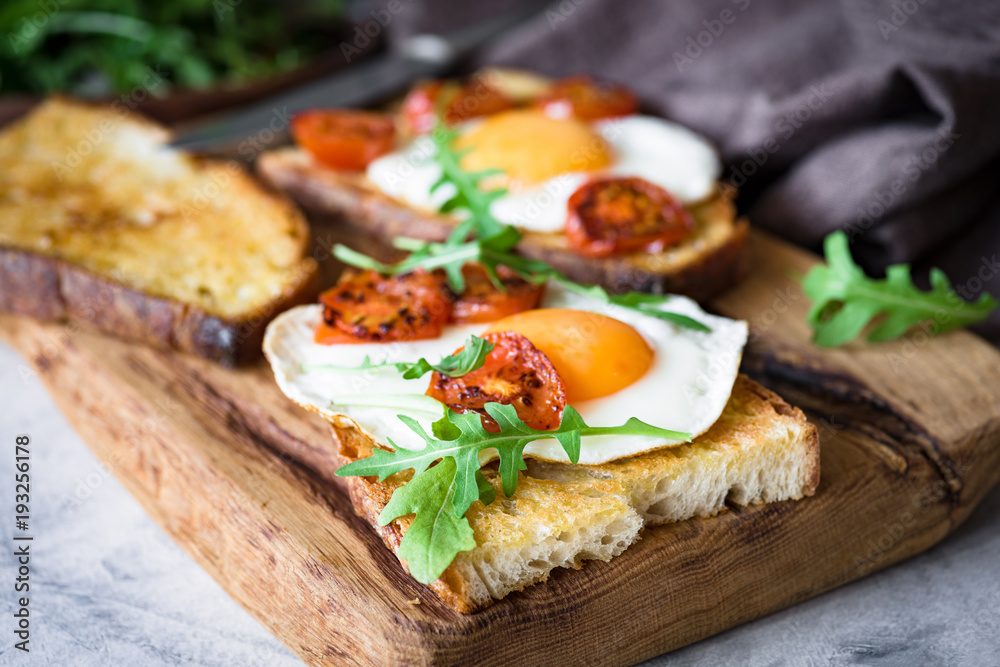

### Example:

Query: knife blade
xmin=171 ymin=2 xmax=546 ymax=153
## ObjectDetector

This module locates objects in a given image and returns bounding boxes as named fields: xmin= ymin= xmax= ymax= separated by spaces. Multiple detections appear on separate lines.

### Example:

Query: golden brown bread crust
xmin=520 ymin=216 xmax=749 ymax=301
xmin=327 ymin=375 xmax=819 ymax=613
xmin=0 ymin=98 xmax=322 ymax=365
xmin=256 ymin=148 xmax=749 ymax=301
xmin=334 ymin=424 xmax=476 ymax=612
xmin=0 ymin=245 xmax=320 ymax=366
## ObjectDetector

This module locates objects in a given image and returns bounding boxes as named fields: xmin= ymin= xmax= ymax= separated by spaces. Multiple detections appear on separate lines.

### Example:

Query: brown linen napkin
xmin=375 ymin=0 xmax=1000 ymax=338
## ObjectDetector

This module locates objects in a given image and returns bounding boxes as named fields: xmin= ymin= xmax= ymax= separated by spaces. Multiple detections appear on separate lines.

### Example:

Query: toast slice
xmin=332 ymin=375 xmax=819 ymax=613
xmin=257 ymin=147 xmax=748 ymax=302
xmin=0 ymin=98 xmax=319 ymax=365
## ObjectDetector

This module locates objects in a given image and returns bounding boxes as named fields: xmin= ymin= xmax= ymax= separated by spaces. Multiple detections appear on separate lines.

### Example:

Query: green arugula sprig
xmin=376 ymin=458 xmax=477 ymax=585
xmin=334 ymin=233 xmax=711 ymax=332
xmin=304 ymin=335 xmax=494 ymax=380
xmin=334 ymin=225 xmax=544 ymax=293
xmin=338 ymin=401 xmax=691 ymax=583
xmin=332 ymin=116 xmax=702 ymax=584
xmin=803 ymin=231 xmax=997 ymax=347
xmin=430 ymin=126 xmax=509 ymax=244
xmin=550 ymin=276 xmax=712 ymax=332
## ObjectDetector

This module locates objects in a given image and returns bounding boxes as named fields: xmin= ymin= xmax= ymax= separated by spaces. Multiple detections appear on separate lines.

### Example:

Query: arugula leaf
xmin=333 ymin=120 xmax=712 ymax=331
xmin=378 ymin=458 xmax=477 ymax=584
xmin=399 ymin=335 xmax=495 ymax=379
xmin=802 ymin=231 xmax=997 ymax=347
xmin=338 ymin=402 xmax=691 ymax=519
xmin=552 ymin=276 xmax=712 ymax=333
xmin=304 ymin=335 xmax=494 ymax=380
xmin=429 ymin=126 xmax=509 ymax=244
xmin=333 ymin=238 xmax=711 ymax=332
xmin=475 ymin=470 xmax=497 ymax=506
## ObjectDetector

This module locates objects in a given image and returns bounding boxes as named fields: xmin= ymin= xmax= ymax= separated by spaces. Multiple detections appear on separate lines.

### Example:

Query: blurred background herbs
xmin=0 ymin=0 xmax=348 ymax=97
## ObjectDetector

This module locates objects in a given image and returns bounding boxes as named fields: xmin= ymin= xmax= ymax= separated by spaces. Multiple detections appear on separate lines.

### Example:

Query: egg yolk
xmin=455 ymin=109 xmax=612 ymax=191
xmin=485 ymin=309 xmax=653 ymax=402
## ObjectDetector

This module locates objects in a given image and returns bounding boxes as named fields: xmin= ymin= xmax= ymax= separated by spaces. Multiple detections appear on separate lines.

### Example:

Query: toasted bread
xmin=257 ymin=147 xmax=748 ymax=301
xmin=333 ymin=375 xmax=819 ymax=613
xmin=0 ymin=98 xmax=319 ymax=365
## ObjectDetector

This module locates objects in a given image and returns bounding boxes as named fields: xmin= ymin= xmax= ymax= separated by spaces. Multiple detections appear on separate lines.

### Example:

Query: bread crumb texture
xmin=0 ymin=98 xmax=313 ymax=319
xmin=338 ymin=375 xmax=820 ymax=612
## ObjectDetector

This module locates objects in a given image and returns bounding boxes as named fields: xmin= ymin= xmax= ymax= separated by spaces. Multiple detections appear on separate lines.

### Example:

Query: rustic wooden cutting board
xmin=2 ymin=230 xmax=999 ymax=666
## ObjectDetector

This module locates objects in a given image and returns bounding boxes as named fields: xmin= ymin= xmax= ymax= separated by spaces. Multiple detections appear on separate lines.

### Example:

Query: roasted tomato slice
xmin=314 ymin=322 xmax=367 ymax=345
xmin=535 ymin=75 xmax=638 ymax=121
xmin=291 ymin=110 xmax=395 ymax=170
xmin=565 ymin=177 xmax=695 ymax=257
xmin=426 ymin=331 xmax=567 ymax=432
xmin=318 ymin=269 xmax=452 ymax=343
xmin=401 ymin=79 xmax=515 ymax=133
xmin=449 ymin=264 xmax=546 ymax=324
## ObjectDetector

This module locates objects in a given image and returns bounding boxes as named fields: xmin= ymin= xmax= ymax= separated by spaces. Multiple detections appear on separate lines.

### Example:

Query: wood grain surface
xmin=2 ymin=230 xmax=999 ymax=666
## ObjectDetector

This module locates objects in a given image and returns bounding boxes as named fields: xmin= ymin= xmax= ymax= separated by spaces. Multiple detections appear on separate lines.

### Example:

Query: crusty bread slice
xmin=0 ymin=98 xmax=319 ymax=365
xmin=333 ymin=375 xmax=819 ymax=613
xmin=256 ymin=148 xmax=748 ymax=302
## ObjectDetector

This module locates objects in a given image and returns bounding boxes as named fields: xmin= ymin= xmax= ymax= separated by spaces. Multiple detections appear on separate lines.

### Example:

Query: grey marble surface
xmin=0 ymin=339 xmax=997 ymax=667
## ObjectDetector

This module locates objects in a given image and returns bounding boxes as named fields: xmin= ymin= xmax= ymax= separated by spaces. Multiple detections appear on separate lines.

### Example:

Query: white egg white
xmin=364 ymin=114 xmax=722 ymax=235
xmin=263 ymin=283 xmax=747 ymax=466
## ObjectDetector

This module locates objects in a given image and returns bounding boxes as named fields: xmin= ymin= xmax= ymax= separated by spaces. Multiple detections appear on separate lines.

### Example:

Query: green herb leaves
xmin=400 ymin=335 xmax=494 ymax=379
xmin=337 ymin=402 xmax=691 ymax=583
xmin=803 ymin=231 xmax=997 ymax=347
xmin=305 ymin=335 xmax=494 ymax=380
xmin=430 ymin=126 xmax=509 ymax=244
xmin=0 ymin=3 xmax=343 ymax=96
xmin=553 ymin=278 xmax=712 ymax=332
xmin=333 ymin=235 xmax=711 ymax=332
xmin=332 ymin=122 xmax=711 ymax=332
xmin=329 ymin=123 xmax=702 ymax=584
xmin=378 ymin=458 xmax=477 ymax=585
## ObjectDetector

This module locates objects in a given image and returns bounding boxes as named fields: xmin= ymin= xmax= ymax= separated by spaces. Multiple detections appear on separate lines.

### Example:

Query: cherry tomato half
xmin=535 ymin=75 xmax=638 ymax=121
xmin=400 ymin=79 xmax=515 ymax=134
xmin=426 ymin=331 xmax=567 ymax=432
xmin=318 ymin=269 xmax=452 ymax=343
xmin=565 ymin=177 xmax=695 ymax=257
xmin=291 ymin=110 xmax=396 ymax=171
xmin=448 ymin=263 xmax=546 ymax=324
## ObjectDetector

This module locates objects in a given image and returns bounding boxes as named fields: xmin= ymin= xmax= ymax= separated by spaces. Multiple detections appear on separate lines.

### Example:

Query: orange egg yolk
xmin=454 ymin=109 xmax=612 ymax=191
xmin=485 ymin=309 xmax=653 ymax=402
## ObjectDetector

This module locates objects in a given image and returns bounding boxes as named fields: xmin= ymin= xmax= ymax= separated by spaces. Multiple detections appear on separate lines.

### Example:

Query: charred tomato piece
xmin=565 ymin=177 xmax=694 ymax=257
xmin=535 ymin=75 xmax=638 ymax=121
xmin=401 ymin=78 xmax=515 ymax=133
xmin=448 ymin=263 xmax=546 ymax=324
xmin=426 ymin=331 xmax=567 ymax=432
xmin=318 ymin=269 xmax=452 ymax=343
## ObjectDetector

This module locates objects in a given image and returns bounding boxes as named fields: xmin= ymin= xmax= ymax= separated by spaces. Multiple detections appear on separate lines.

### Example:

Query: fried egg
xmin=365 ymin=110 xmax=721 ymax=234
xmin=263 ymin=282 xmax=747 ymax=465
